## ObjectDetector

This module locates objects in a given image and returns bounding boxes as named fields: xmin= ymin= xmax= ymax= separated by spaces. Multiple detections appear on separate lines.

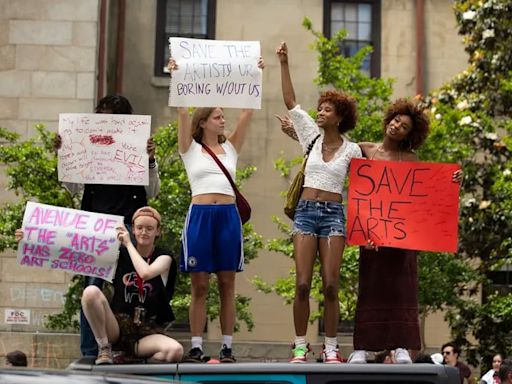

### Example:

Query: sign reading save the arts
xmin=347 ymin=159 xmax=460 ymax=253
xmin=168 ymin=37 xmax=262 ymax=109
xmin=17 ymin=202 xmax=122 ymax=282
xmin=58 ymin=113 xmax=151 ymax=185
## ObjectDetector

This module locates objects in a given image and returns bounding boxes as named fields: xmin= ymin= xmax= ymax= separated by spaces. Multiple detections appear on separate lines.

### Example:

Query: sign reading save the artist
xmin=58 ymin=113 xmax=151 ymax=186
xmin=17 ymin=202 xmax=122 ymax=282
xmin=347 ymin=159 xmax=460 ymax=253
xmin=168 ymin=37 xmax=262 ymax=109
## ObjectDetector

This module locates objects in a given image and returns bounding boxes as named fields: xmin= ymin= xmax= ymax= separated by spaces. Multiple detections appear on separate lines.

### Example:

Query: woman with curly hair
xmin=277 ymin=42 xmax=362 ymax=363
xmin=347 ymin=99 xmax=463 ymax=364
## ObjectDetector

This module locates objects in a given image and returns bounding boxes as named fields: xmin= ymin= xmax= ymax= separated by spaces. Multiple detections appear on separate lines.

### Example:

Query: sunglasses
xmin=442 ymin=351 xmax=452 ymax=355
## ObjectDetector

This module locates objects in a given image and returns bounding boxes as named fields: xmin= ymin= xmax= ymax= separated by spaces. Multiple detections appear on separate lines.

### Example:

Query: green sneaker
xmin=290 ymin=343 xmax=310 ymax=363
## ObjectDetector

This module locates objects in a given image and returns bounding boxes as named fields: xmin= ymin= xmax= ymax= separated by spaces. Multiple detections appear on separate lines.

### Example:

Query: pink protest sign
xmin=58 ymin=113 xmax=151 ymax=185
xmin=17 ymin=202 xmax=123 ymax=282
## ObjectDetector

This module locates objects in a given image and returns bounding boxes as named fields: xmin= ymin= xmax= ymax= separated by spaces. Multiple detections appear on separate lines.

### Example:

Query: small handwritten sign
xmin=5 ymin=309 xmax=31 ymax=324
xmin=168 ymin=37 xmax=262 ymax=109
xmin=17 ymin=202 xmax=123 ymax=282
xmin=347 ymin=159 xmax=460 ymax=252
xmin=58 ymin=113 xmax=151 ymax=185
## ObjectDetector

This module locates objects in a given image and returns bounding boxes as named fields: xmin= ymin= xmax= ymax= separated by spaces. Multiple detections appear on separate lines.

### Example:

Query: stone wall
xmin=0 ymin=0 xmax=98 ymax=136
xmin=0 ymin=0 xmax=100 ymax=366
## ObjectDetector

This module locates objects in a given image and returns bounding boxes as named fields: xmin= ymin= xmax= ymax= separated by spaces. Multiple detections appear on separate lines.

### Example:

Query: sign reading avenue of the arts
xmin=17 ymin=202 xmax=122 ymax=282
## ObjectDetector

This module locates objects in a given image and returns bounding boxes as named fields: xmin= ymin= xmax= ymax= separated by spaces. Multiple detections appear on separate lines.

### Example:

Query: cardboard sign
xmin=58 ymin=113 xmax=151 ymax=185
xmin=17 ymin=202 xmax=123 ymax=282
xmin=5 ymin=309 xmax=30 ymax=324
xmin=168 ymin=37 xmax=262 ymax=109
xmin=347 ymin=159 xmax=460 ymax=252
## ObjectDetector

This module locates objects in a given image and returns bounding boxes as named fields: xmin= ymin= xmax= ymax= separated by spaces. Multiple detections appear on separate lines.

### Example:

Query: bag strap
xmin=305 ymin=134 xmax=321 ymax=159
xmin=200 ymin=142 xmax=240 ymax=194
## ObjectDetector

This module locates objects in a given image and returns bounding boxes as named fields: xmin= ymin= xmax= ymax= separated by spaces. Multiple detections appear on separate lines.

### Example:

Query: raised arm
xmin=228 ymin=57 xmax=265 ymax=153
xmin=117 ymin=225 xmax=172 ymax=281
xmin=126 ymin=242 xmax=172 ymax=281
xmin=228 ymin=109 xmax=254 ymax=153
xmin=145 ymin=137 xmax=161 ymax=198
xmin=168 ymin=58 xmax=193 ymax=153
xmin=177 ymin=107 xmax=193 ymax=153
xmin=276 ymin=42 xmax=297 ymax=110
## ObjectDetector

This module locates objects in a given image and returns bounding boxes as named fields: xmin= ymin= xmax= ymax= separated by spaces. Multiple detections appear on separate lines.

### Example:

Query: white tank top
xmin=180 ymin=140 xmax=238 ymax=197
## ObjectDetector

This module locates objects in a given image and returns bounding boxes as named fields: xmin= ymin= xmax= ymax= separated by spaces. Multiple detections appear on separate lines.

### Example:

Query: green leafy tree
xmin=420 ymin=0 xmax=512 ymax=368
xmin=0 ymin=121 xmax=262 ymax=332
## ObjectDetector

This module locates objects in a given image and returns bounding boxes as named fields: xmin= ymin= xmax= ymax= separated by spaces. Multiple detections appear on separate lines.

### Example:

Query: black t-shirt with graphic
xmin=110 ymin=246 xmax=175 ymax=324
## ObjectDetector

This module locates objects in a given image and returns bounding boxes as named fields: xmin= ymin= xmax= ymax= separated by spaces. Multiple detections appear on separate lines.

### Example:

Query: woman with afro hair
xmin=347 ymin=98 xmax=463 ymax=364
xmin=277 ymin=42 xmax=362 ymax=364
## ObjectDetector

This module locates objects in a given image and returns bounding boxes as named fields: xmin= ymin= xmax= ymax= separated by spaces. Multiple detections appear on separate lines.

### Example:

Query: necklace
xmin=375 ymin=144 xmax=402 ymax=161
xmin=322 ymin=142 xmax=342 ymax=153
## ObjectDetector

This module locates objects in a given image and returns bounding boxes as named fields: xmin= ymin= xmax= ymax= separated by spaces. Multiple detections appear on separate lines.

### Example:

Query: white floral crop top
xmin=288 ymin=105 xmax=362 ymax=195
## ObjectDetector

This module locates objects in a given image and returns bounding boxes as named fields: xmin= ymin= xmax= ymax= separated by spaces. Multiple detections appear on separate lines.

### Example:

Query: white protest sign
xmin=58 ymin=113 xmax=151 ymax=185
xmin=17 ymin=202 xmax=123 ymax=282
xmin=168 ymin=37 xmax=262 ymax=109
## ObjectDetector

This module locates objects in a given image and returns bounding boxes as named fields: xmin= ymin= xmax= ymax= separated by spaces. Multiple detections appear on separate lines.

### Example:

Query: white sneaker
xmin=347 ymin=350 xmax=367 ymax=364
xmin=394 ymin=348 xmax=412 ymax=364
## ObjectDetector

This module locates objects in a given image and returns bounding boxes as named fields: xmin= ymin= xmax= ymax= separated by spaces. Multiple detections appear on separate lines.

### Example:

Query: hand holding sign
xmin=116 ymin=224 xmax=131 ymax=247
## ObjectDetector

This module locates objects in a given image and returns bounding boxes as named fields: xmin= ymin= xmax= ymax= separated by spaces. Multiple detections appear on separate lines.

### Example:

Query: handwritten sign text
xmin=168 ymin=38 xmax=262 ymax=109
xmin=347 ymin=159 xmax=460 ymax=252
xmin=17 ymin=202 xmax=122 ymax=281
xmin=58 ymin=113 xmax=151 ymax=185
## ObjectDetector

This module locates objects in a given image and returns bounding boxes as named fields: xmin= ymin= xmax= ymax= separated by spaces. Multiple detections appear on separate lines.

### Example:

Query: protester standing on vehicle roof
xmin=167 ymin=56 xmax=264 ymax=363
xmin=277 ymin=41 xmax=362 ymax=364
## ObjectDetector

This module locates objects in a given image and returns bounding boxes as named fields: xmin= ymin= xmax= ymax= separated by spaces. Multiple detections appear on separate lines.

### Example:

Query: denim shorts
xmin=293 ymin=200 xmax=346 ymax=238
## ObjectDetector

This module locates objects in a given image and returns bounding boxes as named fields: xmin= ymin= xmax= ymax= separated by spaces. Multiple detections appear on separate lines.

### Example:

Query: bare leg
xmin=293 ymin=234 xmax=318 ymax=336
xmin=216 ymin=271 xmax=236 ymax=335
xmin=136 ymin=334 xmax=183 ymax=362
xmin=189 ymin=272 xmax=209 ymax=336
xmin=319 ymin=235 xmax=345 ymax=337
xmin=81 ymin=285 xmax=119 ymax=343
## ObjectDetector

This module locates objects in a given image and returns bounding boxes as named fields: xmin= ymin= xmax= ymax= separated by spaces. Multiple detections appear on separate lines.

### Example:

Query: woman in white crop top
xmin=277 ymin=42 xmax=361 ymax=364
xmin=168 ymin=57 xmax=264 ymax=363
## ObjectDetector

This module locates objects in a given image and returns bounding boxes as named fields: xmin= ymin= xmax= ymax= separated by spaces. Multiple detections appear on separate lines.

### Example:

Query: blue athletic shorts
xmin=293 ymin=199 xmax=346 ymax=238
xmin=180 ymin=203 xmax=244 ymax=273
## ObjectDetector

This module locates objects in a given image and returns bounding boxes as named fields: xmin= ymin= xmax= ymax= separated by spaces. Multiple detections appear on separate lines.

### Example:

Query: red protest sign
xmin=347 ymin=158 xmax=460 ymax=253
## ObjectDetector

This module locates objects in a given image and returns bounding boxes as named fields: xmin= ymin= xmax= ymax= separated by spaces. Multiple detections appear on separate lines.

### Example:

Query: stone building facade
xmin=0 ymin=0 xmax=468 ymax=367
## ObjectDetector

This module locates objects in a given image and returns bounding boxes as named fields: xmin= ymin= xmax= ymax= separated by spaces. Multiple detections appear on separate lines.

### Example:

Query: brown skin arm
xmin=275 ymin=114 xmax=299 ymax=141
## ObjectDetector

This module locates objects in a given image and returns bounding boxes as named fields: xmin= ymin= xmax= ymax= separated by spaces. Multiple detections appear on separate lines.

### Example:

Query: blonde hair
xmin=191 ymin=107 xmax=226 ymax=143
